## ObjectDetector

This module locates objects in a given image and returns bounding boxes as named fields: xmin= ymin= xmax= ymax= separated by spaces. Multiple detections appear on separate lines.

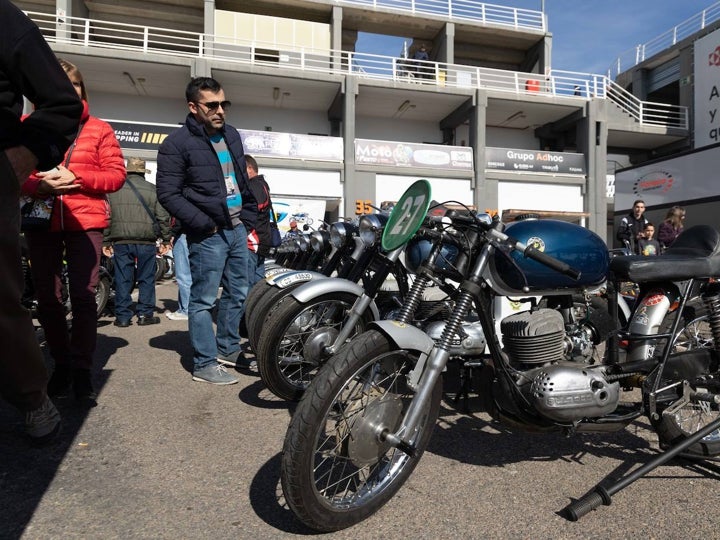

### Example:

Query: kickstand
xmin=562 ymin=414 xmax=720 ymax=521
xmin=453 ymin=365 xmax=472 ymax=413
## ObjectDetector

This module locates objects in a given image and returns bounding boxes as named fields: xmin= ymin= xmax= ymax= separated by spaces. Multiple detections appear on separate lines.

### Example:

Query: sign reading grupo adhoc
xmin=486 ymin=147 xmax=585 ymax=175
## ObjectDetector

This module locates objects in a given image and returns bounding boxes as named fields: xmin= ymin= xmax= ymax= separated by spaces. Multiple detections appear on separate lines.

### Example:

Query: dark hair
xmin=245 ymin=154 xmax=258 ymax=173
xmin=185 ymin=77 xmax=222 ymax=103
xmin=643 ymin=222 xmax=654 ymax=229
xmin=632 ymin=199 xmax=645 ymax=207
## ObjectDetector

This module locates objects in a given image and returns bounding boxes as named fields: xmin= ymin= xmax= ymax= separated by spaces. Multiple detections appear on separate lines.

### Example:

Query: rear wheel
xmin=256 ymin=292 xmax=373 ymax=401
xmin=651 ymin=297 xmax=720 ymax=455
xmin=95 ymin=276 xmax=111 ymax=317
xmin=281 ymin=329 xmax=441 ymax=531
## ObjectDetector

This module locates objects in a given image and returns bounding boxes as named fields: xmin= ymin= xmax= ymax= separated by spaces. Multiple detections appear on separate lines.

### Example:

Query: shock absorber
xmin=702 ymin=292 xmax=720 ymax=351
xmin=396 ymin=274 xmax=430 ymax=324
xmin=438 ymin=289 xmax=474 ymax=351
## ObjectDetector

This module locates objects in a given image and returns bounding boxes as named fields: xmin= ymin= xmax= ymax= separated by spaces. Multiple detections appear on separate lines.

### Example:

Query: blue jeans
xmin=247 ymin=250 xmax=265 ymax=289
xmin=113 ymin=243 xmax=157 ymax=320
xmin=188 ymin=224 xmax=249 ymax=370
xmin=172 ymin=234 xmax=191 ymax=314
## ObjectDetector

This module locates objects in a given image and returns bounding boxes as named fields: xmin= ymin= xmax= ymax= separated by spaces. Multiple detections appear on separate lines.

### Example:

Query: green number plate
xmin=381 ymin=179 xmax=432 ymax=251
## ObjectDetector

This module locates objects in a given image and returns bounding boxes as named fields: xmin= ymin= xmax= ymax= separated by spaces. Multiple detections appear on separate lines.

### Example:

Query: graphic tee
xmin=210 ymin=133 xmax=242 ymax=226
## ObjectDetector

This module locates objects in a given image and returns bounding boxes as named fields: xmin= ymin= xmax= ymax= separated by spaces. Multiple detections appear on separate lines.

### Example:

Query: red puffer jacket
xmin=22 ymin=100 xmax=126 ymax=231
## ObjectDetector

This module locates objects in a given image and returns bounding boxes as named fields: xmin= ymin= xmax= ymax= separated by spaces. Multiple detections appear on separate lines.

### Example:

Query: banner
xmin=694 ymin=28 xmax=720 ymax=149
xmin=485 ymin=147 xmax=585 ymax=175
xmin=109 ymin=121 xmax=178 ymax=150
xmin=240 ymin=130 xmax=343 ymax=161
xmin=355 ymin=139 xmax=473 ymax=170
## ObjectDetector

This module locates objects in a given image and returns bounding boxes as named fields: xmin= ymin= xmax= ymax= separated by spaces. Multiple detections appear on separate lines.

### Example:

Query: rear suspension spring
xmin=702 ymin=293 xmax=720 ymax=351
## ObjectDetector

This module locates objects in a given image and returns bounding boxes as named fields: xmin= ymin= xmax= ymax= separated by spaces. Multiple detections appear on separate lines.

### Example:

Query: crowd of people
xmin=0 ymin=2 xmax=699 ymax=446
xmin=616 ymin=198 xmax=686 ymax=255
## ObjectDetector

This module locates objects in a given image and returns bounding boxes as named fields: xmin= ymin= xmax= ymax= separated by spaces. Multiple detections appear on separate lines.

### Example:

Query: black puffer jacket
xmin=155 ymin=114 xmax=256 ymax=238
xmin=104 ymin=173 xmax=171 ymax=245
xmin=0 ymin=0 xmax=82 ymax=169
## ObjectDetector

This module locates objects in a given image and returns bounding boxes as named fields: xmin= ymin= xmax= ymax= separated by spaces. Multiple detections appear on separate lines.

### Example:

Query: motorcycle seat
xmin=609 ymin=225 xmax=720 ymax=282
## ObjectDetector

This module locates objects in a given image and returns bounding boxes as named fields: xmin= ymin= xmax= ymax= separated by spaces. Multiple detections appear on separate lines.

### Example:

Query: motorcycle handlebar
xmin=523 ymin=245 xmax=582 ymax=280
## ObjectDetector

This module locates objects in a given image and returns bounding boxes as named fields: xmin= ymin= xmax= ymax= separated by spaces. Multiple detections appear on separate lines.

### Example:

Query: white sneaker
xmin=25 ymin=396 xmax=61 ymax=443
xmin=165 ymin=311 xmax=188 ymax=321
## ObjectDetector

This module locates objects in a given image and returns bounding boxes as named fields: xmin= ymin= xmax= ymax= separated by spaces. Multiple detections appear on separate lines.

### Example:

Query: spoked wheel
xmin=651 ymin=297 xmax=720 ymax=455
xmin=95 ymin=276 xmax=111 ymax=317
xmin=247 ymin=282 xmax=304 ymax=352
xmin=281 ymin=329 xmax=442 ymax=532
xmin=256 ymin=292 xmax=373 ymax=401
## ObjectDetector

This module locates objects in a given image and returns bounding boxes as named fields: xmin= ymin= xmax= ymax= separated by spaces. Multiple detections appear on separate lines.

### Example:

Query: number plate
xmin=382 ymin=179 xmax=432 ymax=251
xmin=276 ymin=272 xmax=314 ymax=289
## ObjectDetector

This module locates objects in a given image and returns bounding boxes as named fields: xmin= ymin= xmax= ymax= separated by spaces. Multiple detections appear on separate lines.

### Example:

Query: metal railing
xmin=332 ymin=0 xmax=545 ymax=30
xmin=27 ymin=11 xmax=687 ymax=130
xmin=607 ymin=1 xmax=720 ymax=79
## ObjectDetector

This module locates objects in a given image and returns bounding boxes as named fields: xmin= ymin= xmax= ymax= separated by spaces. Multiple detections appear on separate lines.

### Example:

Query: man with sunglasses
xmin=156 ymin=77 xmax=257 ymax=385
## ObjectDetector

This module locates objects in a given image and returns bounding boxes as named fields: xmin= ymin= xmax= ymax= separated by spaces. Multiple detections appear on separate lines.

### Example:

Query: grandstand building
xmin=15 ymin=0 xmax=690 ymax=239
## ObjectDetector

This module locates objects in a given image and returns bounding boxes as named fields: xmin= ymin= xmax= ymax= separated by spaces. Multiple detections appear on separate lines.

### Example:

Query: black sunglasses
xmin=195 ymin=100 xmax=231 ymax=113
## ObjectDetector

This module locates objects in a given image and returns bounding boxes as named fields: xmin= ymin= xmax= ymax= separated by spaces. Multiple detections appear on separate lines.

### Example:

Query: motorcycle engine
xmin=424 ymin=320 xmax=486 ymax=355
xmin=500 ymin=308 xmax=620 ymax=422
xmin=519 ymin=364 xmax=620 ymax=422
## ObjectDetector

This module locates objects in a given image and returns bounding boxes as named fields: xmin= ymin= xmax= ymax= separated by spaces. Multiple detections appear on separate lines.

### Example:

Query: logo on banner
xmin=709 ymin=45 xmax=720 ymax=66
xmin=632 ymin=170 xmax=675 ymax=195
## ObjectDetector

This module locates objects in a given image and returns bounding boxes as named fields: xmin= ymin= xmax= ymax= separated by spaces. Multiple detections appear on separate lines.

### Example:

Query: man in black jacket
xmin=0 ymin=0 xmax=82 ymax=442
xmin=104 ymin=157 xmax=171 ymax=327
xmin=616 ymin=199 xmax=648 ymax=254
xmin=156 ymin=77 xmax=257 ymax=384
xmin=244 ymin=155 xmax=274 ymax=286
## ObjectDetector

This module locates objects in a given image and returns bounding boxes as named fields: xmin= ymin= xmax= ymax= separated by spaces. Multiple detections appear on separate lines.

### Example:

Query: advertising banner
xmin=240 ymin=130 xmax=343 ymax=161
xmin=109 ymin=121 xmax=178 ymax=150
xmin=614 ymin=144 xmax=720 ymax=211
xmin=355 ymin=139 xmax=473 ymax=170
xmin=485 ymin=147 xmax=585 ymax=175
xmin=694 ymin=28 xmax=720 ymax=149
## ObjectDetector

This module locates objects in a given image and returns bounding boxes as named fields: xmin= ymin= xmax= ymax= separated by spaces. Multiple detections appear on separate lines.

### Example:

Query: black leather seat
xmin=609 ymin=225 xmax=720 ymax=282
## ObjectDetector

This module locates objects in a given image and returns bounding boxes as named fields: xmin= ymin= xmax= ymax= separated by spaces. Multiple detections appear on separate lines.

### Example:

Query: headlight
xmin=310 ymin=231 xmax=329 ymax=252
xmin=330 ymin=222 xmax=349 ymax=249
xmin=297 ymin=234 xmax=310 ymax=251
xmin=359 ymin=214 xmax=389 ymax=247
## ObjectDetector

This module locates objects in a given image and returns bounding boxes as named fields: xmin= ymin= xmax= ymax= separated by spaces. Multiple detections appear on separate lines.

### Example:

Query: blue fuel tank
xmin=492 ymin=219 xmax=609 ymax=291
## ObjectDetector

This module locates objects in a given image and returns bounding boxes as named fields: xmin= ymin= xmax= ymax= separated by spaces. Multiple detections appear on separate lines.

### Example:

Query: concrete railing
xmin=607 ymin=1 xmax=720 ymax=79
xmin=27 ymin=11 xmax=688 ymax=130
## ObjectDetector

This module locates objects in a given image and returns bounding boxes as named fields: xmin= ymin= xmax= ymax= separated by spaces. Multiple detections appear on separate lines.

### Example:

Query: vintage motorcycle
xmin=280 ymin=180 xmax=720 ymax=531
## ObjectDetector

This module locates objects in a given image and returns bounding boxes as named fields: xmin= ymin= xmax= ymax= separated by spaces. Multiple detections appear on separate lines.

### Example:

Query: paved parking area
xmin=2 ymin=281 xmax=719 ymax=539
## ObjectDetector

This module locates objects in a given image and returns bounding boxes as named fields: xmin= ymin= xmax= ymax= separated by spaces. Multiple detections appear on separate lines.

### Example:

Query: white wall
xmin=356 ymin=117 xmax=442 ymax=144
xmin=498 ymin=182 xmax=583 ymax=214
xmin=375 ymin=175 xmax=472 ymax=206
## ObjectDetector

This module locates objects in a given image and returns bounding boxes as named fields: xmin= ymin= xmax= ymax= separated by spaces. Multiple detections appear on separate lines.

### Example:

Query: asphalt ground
xmin=2 ymin=280 xmax=720 ymax=539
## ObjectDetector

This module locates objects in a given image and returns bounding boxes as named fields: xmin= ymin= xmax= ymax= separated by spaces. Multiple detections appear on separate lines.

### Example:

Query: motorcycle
xmin=280 ymin=180 xmax=719 ymax=531
xmin=245 ymin=223 xmax=362 ymax=351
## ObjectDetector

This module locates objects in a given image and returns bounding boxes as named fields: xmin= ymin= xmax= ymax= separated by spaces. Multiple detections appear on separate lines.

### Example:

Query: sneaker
xmin=217 ymin=352 xmax=257 ymax=370
xmin=47 ymin=364 xmax=72 ymax=398
xmin=165 ymin=311 xmax=188 ymax=321
xmin=192 ymin=363 xmax=238 ymax=385
xmin=137 ymin=315 xmax=161 ymax=326
xmin=25 ymin=396 xmax=61 ymax=443
xmin=73 ymin=368 xmax=98 ymax=407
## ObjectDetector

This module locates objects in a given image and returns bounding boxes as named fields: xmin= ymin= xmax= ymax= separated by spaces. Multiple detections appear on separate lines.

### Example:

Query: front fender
xmin=289 ymin=278 xmax=380 ymax=321
xmin=369 ymin=320 xmax=435 ymax=355
xmin=267 ymin=270 xmax=326 ymax=289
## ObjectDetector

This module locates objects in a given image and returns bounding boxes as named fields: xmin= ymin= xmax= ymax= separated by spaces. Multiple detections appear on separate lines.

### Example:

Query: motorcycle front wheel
xmin=256 ymin=292 xmax=373 ymax=401
xmin=95 ymin=276 xmax=111 ymax=317
xmin=281 ymin=329 xmax=441 ymax=532
xmin=247 ymin=281 xmax=305 ymax=352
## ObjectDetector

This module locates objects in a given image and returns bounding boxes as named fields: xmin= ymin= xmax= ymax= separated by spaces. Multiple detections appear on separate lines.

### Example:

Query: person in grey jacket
xmin=104 ymin=157 xmax=171 ymax=327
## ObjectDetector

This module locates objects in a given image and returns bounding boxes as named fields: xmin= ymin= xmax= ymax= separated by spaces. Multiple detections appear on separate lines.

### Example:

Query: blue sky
xmin=356 ymin=1 xmax=717 ymax=75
